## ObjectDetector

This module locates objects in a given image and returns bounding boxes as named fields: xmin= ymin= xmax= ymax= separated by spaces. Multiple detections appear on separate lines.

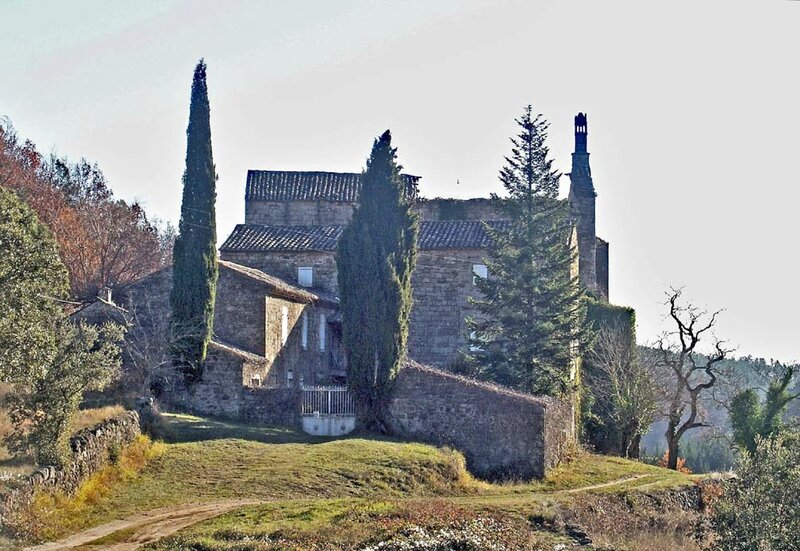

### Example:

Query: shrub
xmin=711 ymin=429 xmax=800 ymax=550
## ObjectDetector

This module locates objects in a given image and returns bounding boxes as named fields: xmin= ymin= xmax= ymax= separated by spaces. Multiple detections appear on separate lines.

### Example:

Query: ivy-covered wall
xmin=582 ymin=300 xmax=638 ymax=456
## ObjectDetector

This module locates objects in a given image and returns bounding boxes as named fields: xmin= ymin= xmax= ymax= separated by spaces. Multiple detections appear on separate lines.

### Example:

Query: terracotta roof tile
xmin=220 ymin=220 xmax=508 ymax=253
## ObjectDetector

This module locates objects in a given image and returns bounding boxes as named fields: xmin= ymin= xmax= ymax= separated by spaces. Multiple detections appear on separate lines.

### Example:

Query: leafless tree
xmin=653 ymin=287 xmax=733 ymax=470
xmin=117 ymin=290 xmax=199 ymax=399
xmin=586 ymin=324 xmax=658 ymax=458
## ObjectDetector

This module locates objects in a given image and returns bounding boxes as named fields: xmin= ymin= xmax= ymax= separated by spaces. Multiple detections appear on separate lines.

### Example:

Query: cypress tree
xmin=337 ymin=131 xmax=418 ymax=429
xmin=468 ymin=106 xmax=591 ymax=396
xmin=170 ymin=60 xmax=218 ymax=383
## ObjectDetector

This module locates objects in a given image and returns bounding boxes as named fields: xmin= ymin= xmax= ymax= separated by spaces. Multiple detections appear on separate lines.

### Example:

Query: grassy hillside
xmin=18 ymin=413 xmax=702 ymax=550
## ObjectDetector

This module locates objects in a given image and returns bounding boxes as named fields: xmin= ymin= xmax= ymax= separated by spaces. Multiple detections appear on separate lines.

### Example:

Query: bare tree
xmin=586 ymin=325 xmax=658 ymax=458
xmin=654 ymin=287 xmax=733 ymax=470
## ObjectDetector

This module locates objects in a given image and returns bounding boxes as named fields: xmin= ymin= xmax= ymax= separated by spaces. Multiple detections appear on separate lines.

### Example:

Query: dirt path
xmin=22 ymin=500 xmax=264 ymax=551
xmin=23 ymin=475 xmax=652 ymax=550
xmin=553 ymin=474 xmax=650 ymax=494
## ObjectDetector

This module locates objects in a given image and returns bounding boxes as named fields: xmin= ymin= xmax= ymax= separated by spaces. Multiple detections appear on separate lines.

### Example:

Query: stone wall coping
xmin=401 ymin=360 xmax=560 ymax=412
xmin=209 ymin=339 xmax=267 ymax=363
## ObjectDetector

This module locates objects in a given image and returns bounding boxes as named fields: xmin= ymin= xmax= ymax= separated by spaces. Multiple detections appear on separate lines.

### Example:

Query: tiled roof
xmin=220 ymin=220 xmax=509 ymax=253
xmin=245 ymin=170 xmax=420 ymax=202
xmin=418 ymin=219 xmax=508 ymax=250
xmin=219 ymin=260 xmax=338 ymax=306
xmin=220 ymin=225 xmax=343 ymax=253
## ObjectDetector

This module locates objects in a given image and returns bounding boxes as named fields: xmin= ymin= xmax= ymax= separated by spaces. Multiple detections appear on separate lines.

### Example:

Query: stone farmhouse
xmin=74 ymin=113 xmax=604 ymax=479
xmin=219 ymin=112 xmax=607 ymax=373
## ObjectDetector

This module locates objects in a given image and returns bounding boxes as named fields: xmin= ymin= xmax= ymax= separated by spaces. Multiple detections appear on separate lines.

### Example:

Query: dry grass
xmin=6 ymin=435 xmax=165 ymax=541
xmin=0 ymin=401 xmax=127 ymax=491
xmin=564 ymin=488 xmax=707 ymax=550
xmin=148 ymin=499 xmax=572 ymax=550
xmin=71 ymin=405 xmax=126 ymax=433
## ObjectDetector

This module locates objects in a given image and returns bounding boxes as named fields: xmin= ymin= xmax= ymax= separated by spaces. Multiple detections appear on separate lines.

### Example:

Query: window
xmin=281 ymin=306 xmax=289 ymax=345
xmin=250 ymin=374 xmax=262 ymax=387
xmin=297 ymin=267 xmax=313 ymax=287
xmin=472 ymin=264 xmax=488 ymax=285
xmin=301 ymin=311 xmax=308 ymax=350
xmin=287 ymin=369 xmax=294 ymax=385
xmin=319 ymin=314 xmax=327 ymax=352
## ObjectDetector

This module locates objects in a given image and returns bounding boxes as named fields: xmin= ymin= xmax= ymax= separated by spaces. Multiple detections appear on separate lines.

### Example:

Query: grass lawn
xmin=19 ymin=412 xmax=699 ymax=548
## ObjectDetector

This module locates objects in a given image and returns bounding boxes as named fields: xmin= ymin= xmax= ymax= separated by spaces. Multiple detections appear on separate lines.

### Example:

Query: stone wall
xmin=0 ymin=411 xmax=141 ymax=526
xmin=222 ymin=251 xmax=339 ymax=295
xmin=244 ymin=197 xmax=500 ymax=226
xmin=171 ymin=344 xmax=303 ymax=426
xmin=246 ymin=200 xmax=356 ymax=226
xmin=416 ymin=198 xmax=498 ymax=222
xmin=228 ymin=248 xmax=489 ymax=369
xmin=264 ymin=299 xmax=342 ymax=387
xmin=408 ymin=249 xmax=487 ymax=367
xmin=386 ymin=362 xmax=574 ymax=480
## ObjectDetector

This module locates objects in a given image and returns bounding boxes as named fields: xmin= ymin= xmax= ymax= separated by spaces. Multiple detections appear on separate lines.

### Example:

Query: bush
xmin=711 ymin=429 xmax=800 ymax=550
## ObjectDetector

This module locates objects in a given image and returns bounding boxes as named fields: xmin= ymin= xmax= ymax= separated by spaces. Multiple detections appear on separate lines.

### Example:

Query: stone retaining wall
xmin=0 ymin=411 xmax=141 ymax=525
xmin=387 ymin=362 xmax=573 ymax=481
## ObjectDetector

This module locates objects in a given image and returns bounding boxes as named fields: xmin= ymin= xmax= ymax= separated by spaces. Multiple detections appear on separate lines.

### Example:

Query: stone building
xmin=74 ymin=259 xmax=345 ymax=394
xmin=220 ymin=113 xmax=608 ymax=369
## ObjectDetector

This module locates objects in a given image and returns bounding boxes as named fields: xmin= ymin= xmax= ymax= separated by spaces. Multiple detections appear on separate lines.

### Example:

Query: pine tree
xmin=468 ymin=106 xmax=591 ymax=396
xmin=170 ymin=60 xmax=218 ymax=383
xmin=337 ymin=131 xmax=418 ymax=429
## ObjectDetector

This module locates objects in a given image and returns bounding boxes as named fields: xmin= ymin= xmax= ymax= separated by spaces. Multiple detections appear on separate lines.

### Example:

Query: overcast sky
xmin=2 ymin=0 xmax=798 ymax=362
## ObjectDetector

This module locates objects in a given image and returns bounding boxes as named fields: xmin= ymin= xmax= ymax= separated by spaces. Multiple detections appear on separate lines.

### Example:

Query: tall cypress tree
xmin=170 ymin=60 xmax=218 ymax=383
xmin=468 ymin=106 xmax=591 ymax=396
xmin=337 ymin=131 xmax=418 ymax=429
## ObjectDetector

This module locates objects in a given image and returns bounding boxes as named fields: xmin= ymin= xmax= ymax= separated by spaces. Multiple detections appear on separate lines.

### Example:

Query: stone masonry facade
xmin=387 ymin=362 xmax=574 ymax=480
xmin=221 ymin=114 xmax=609 ymax=369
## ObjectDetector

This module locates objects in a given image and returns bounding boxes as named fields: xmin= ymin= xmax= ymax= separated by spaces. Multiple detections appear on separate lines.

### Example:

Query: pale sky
xmin=2 ymin=0 xmax=798 ymax=362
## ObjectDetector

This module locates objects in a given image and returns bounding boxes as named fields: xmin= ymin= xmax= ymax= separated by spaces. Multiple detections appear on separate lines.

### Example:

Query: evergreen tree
xmin=337 ymin=131 xmax=418 ymax=429
xmin=0 ymin=186 xmax=67 ymax=382
xmin=468 ymin=106 xmax=591 ymax=396
xmin=0 ymin=188 xmax=123 ymax=466
xmin=170 ymin=60 xmax=218 ymax=383
xmin=730 ymin=366 xmax=798 ymax=454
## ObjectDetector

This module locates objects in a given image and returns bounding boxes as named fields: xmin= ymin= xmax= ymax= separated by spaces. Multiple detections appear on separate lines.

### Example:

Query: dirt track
xmin=23 ymin=475 xmax=653 ymax=550
xmin=23 ymin=500 xmax=263 ymax=551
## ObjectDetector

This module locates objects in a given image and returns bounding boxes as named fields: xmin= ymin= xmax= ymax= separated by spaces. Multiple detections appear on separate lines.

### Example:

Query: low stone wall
xmin=0 ymin=411 xmax=141 ymax=525
xmin=241 ymin=387 xmax=302 ymax=426
xmin=168 ymin=345 xmax=303 ymax=427
xmin=386 ymin=362 xmax=573 ymax=481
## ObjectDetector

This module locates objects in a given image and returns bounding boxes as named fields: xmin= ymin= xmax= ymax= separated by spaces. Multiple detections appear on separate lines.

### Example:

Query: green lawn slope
xmin=21 ymin=412 xmax=701 ymax=549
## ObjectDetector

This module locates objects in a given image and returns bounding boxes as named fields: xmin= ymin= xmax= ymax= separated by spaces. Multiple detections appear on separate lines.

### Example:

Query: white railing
xmin=301 ymin=385 xmax=355 ymax=416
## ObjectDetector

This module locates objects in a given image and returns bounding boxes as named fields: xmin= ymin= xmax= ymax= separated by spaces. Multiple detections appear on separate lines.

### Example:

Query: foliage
xmin=0 ymin=188 xmax=123 ymax=466
xmin=0 ymin=118 xmax=173 ymax=301
xmin=583 ymin=320 xmax=656 ymax=458
xmin=0 ymin=186 xmax=67 ymax=382
xmin=652 ymin=287 xmax=731 ymax=470
xmin=6 ymin=320 xmax=124 ymax=466
xmin=655 ymin=452 xmax=691 ymax=474
xmin=467 ymin=106 xmax=591 ymax=397
xmin=711 ymin=429 xmax=800 ymax=551
xmin=337 ymin=130 xmax=418 ymax=428
xmin=730 ymin=365 xmax=798 ymax=454
xmin=170 ymin=60 xmax=219 ymax=383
